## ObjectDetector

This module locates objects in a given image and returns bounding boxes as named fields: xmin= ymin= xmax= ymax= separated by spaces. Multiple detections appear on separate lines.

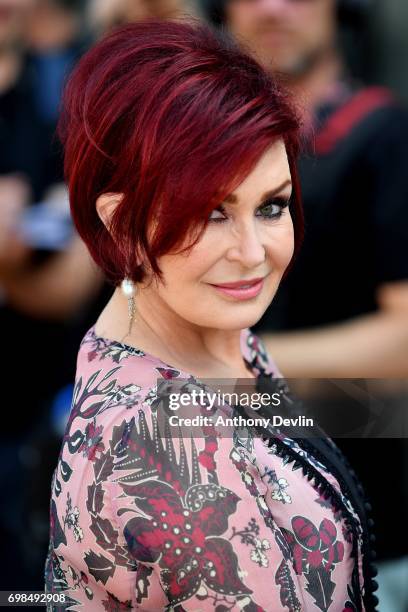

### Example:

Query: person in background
xmin=0 ymin=0 xmax=103 ymax=591
xmin=23 ymin=0 xmax=90 ymax=126
xmin=0 ymin=0 xmax=102 ymax=319
xmin=198 ymin=0 xmax=408 ymax=590
xmin=87 ymin=0 xmax=196 ymax=36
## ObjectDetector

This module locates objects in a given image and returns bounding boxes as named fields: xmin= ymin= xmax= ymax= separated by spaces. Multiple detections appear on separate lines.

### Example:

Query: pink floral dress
xmin=44 ymin=326 xmax=372 ymax=611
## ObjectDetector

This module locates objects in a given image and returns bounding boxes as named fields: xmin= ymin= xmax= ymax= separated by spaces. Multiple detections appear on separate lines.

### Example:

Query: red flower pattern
xmin=121 ymin=479 xmax=252 ymax=606
xmin=284 ymin=516 xmax=344 ymax=575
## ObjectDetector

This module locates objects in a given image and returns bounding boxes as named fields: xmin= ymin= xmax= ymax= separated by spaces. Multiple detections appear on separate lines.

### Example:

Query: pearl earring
xmin=121 ymin=277 xmax=137 ymax=336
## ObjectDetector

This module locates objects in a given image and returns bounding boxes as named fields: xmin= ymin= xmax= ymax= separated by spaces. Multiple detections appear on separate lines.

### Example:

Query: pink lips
xmin=209 ymin=277 xmax=265 ymax=300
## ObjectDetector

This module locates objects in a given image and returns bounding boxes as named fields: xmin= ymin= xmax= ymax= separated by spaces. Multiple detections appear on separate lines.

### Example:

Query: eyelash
xmin=208 ymin=197 xmax=290 ymax=224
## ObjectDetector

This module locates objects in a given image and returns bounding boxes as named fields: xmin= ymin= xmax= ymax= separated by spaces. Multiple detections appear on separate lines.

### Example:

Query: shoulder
xmin=315 ymin=84 xmax=408 ymax=156
xmin=77 ymin=325 xmax=183 ymax=386
xmin=241 ymin=327 xmax=282 ymax=377
xmin=71 ymin=327 xmax=171 ymax=434
xmin=347 ymin=87 xmax=408 ymax=145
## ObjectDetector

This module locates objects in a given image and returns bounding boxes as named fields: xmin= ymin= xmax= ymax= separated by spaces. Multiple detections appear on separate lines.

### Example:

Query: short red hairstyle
xmin=58 ymin=18 xmax=303 ymax=285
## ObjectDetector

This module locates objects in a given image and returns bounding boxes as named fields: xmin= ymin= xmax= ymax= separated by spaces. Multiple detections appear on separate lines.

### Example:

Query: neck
xmin=0 ymin=50 xmax=21 ymax=95
xmin=285 ymin=48 xmax=345 ymax=122
xmin=96 ymin=287 xmax=246 ymax=374
xmin=25 ymin=11 xmax=79 ymax=52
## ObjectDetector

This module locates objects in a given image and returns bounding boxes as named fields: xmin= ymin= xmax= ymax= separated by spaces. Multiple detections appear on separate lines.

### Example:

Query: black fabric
xmin=0 ymin=306 xmax=71 ymax=439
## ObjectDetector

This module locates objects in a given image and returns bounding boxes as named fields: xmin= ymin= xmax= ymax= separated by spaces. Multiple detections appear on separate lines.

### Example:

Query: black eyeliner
xmin=208 ymin=195 xmax=291 ymax=223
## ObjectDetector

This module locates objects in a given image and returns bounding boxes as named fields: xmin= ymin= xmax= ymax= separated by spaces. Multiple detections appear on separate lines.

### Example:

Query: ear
xmin=96 ymin=192 xmax=124 ymax=232
xmin=96 ymin=191 xmax=146 ymax=272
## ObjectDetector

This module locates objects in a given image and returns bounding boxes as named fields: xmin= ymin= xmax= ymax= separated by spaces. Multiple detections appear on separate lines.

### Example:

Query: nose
xmin=226 ymin=220 xmax=267 ymax=269
xmin=257 ymin=0 xmax=290 ymax=16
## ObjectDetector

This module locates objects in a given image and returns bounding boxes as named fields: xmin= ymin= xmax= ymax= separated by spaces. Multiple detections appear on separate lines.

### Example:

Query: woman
xmin=44 ymin=19 xmax=378 ymax=611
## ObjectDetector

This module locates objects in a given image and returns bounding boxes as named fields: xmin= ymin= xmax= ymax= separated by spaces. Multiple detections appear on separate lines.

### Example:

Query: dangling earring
xmin=121 ymin=277 xmax=137 ymax=337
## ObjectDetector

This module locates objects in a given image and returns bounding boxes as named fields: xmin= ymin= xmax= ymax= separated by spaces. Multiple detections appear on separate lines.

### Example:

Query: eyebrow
xmin=223 ymin=178 xmax=292 ymax=205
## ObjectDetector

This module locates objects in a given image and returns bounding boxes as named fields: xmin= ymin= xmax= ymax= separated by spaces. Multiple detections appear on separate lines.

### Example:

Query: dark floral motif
xmin=85 ymin=441 xmax=137 ymax=579
xmin=135 ymin=565 xmax=153 ymax=604
xmin=230 ymin=517 xmax=260 ymax=545
xmin=282 ymin=516 xmax=345 ymax=611
xmin=233 ymin=426 xmax=254 ymax=454
xmin=62 ymin=492 xmax=83 ymax=543
xmin=101 ymin=592 xmax=132 ymax=611
xmin=83 ymin=328 xmax=145 ymax=363
xmin=44 ymin=549 xmax=91 ymax=610
xmin=78 ymin=418 xmax=105 ymax=461
xmin=229 ymin=444 xmax=301 ymax=611
xmin=52 ymin=366 xmax=144 ymax=500
xmin=65 ymin=565 xmax=94 ymax=601
xmin=109 ymin=414 xmax=203 ymax=496
xmin=45 ymin=326 xmax=365 ymax=610
xmin=44 ymin=549 xmax=68 ymax=593
xmin=230 ymin=518 xmax=272 ymax=568
xmin=267 ymin=434 xmax=329 ymax=473
xmin=143 ymin=383 xmax=158 ymax=406
xmin=198 ymin=436 xmax=219 ymax=472
xmin=156 ymin=366 xmax=182 ymax=379
xmin=121 ymin=479 xmax=250 ymax=606
xmin=275 ymin=560 xmax=302 ymax=612
xmin=230 ymin=447 xmax=259 ymax=498
xmin=247 ymin=333 xmax=270 ymax=372
xmin=107 ymin=382 xmax=142 ymax=406
xmin=261 ymin=466 xmax=292 ymax=504
xmin=84 ymin=550 xmax=115 ymax=585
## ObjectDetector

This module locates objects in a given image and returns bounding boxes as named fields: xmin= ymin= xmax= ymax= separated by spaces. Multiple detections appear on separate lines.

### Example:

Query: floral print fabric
xmin=44 ymin=326 xmax=365 ymax=611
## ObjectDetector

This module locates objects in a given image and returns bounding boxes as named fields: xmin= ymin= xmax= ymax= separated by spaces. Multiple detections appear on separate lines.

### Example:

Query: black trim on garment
xmin=234 ymin=366 xmax=379 ymax=611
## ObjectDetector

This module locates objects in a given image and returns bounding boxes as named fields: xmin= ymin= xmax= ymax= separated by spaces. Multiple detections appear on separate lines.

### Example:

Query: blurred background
xmin=0 ymin=0 xmax=406 ymax=609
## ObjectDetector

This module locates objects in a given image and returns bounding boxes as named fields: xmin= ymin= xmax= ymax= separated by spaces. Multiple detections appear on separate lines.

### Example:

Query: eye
xmin=208 ymin=204 xmax=228 ymax=223
xmin=207 ymin=196 xmax=291 ymax=224
xmin=257 ymin=197 xmax=289 ymax=220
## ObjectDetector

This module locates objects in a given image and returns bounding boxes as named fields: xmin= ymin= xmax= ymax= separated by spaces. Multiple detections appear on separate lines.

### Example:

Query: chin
xmin=264 ymin=53 xmax=303 ymax=76
xmin=200 ymin=307 xmax=269 ymax=331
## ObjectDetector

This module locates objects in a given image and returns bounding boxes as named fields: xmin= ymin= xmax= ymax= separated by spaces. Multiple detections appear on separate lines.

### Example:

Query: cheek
xmin=266 ymin=217 xmax=295 ymax=270
xmin=226 ymin=5 xmax=255 ymax=37
xmin=156 ymin=242 xmax=219 ymax=290
xmin=300 ymin=8 xmax=332 ymax=47
xmin=283 ymin=223 xmax=295 ymax=264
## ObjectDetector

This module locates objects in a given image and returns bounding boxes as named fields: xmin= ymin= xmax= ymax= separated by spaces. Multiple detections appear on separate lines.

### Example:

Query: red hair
xmin=58 ymin=18 xmax=303 ymax=285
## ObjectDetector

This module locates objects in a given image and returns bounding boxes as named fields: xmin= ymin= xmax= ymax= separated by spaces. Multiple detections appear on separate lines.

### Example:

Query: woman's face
xmin=143 ymin=139 xmax=294 ymax=331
